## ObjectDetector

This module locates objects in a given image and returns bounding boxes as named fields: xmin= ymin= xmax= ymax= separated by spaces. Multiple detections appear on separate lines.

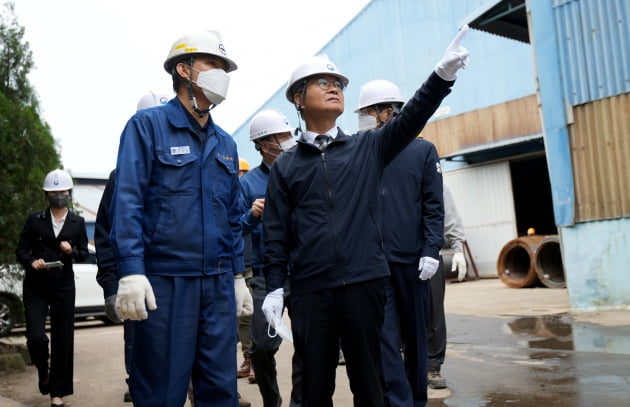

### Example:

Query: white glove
xmin=435 ymin=25 xmax=470 ymax=81
xmin=235 ymin=277 xmax=253 ymax=317
xmin=115 ymin=274 xmax=157 ymax=321
xmin=261 ymin=288 xmax=284 ymax=325
xmin=452 ymin=251 xmax=468 ymax=281
xmin=418 ymin=256 xmax=440 ymax=280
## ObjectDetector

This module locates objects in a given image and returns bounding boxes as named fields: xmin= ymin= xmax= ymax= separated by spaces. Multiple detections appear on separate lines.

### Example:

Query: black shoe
xmin=124 ymin=390 xmax=132 ymax=402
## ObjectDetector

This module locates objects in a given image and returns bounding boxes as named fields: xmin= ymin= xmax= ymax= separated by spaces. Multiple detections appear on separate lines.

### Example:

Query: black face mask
xmin=48 ymin=194 xmax=70 ymax=208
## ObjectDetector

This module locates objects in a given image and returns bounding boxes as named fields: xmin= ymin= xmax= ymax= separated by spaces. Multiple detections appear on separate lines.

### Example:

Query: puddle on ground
xmin=505 ymin=314 xmax=630 ymax=355
xmin=438 ymin=313 xmax=630 ymax=406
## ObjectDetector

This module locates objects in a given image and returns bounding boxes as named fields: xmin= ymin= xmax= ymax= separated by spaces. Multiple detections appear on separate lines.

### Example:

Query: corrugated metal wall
xmin=552 ymin=0 xmax=630 ymax=222
xmin=570 ymin=93 xmax=630 ymax=221
xmin=553 ymin=0 xmax=630 ymax=105
xmin=444 ymin=162 xmax=516 ymax=277
xmin=425 ymin=95 xmax=541 ymax=158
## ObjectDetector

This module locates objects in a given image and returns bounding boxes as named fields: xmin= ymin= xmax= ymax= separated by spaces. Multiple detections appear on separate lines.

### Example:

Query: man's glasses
xmin=313 ymin=77 xmax=345 ymax=92
xmin=361 ymin=106 xmax=379 ymax=117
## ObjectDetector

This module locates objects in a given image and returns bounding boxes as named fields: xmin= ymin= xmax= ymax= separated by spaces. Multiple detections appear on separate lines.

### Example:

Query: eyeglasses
xmin=313 ymin=77 xmax=345 ymax=92
xmin=361 ymin=106 xmax=380 ymax=117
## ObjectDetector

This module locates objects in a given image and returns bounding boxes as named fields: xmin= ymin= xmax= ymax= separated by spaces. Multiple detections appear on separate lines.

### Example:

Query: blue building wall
xmin=232 ymin=0 xmax=536 ymax=165
xmin=560 ymin=219 xmax=630 ymax=311
xmin=529 ymin=0 xmax=630 ymax=310
xmin=553 ymin=0 xmax=630 ymax=105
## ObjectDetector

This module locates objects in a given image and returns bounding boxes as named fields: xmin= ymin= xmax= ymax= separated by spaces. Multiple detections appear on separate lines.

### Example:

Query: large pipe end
xmin=535 ymin=236 xmax=565 ymax=288
xmin=497 ymin=235 xmax=545 ymax=288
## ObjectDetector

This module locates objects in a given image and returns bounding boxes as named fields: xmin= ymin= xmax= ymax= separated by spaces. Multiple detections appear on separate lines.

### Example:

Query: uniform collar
xmin=304 ymin=126 xmax=338 ymax=145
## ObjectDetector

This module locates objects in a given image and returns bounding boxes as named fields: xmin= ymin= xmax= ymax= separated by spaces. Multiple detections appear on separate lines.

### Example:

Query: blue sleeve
xmin=110 ymin=116 xmax=153 ymax=277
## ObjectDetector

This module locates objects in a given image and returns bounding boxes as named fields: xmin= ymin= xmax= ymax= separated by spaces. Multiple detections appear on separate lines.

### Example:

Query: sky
xmin=14 ymin=0 xmax=371 ymax=177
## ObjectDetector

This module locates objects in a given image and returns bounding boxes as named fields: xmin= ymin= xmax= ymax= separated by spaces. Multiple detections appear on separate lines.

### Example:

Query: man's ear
xmin=293 ymin=94 xmax=303 ymax=111
xmin=175 ymin=62 xmax=191 ymax=80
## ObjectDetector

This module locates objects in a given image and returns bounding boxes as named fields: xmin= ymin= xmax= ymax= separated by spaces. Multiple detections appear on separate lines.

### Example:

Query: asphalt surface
xmin=1 ymin=278 xmax=629 ymax=407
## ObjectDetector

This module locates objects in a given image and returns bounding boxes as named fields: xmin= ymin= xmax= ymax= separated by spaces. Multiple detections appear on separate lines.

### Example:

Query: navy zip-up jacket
xmin=95 ymin=169 xmax=117 ymax=298
xmin=263 ymin=72 xmax=453 ymax=295
xmin=381 ymin=138 xmax=444 ymax=264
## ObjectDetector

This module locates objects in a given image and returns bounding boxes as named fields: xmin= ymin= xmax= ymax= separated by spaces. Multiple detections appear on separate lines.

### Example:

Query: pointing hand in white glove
xmin=235 ymin=277 xmax=253 ymax=317
xmin=435 ymin=25 xmax=470 ymax=81
xmin=261 ymin=288 xmax=284 ymax=325
xmin=116 ymin=274 xmax=157 ymax=321
xmin=418 ymin=256 xmax=440 ymax=280
xmin=452 ymin=251 xmax=468 ymax=281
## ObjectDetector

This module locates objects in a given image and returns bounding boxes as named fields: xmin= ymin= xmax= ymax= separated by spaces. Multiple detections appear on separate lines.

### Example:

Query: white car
xmin=0 ymin=244 xmax=112 ymax=337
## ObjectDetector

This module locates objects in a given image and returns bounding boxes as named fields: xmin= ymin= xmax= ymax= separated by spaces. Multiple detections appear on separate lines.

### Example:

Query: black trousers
xmin=427 ymin=258 xmax=447 ymax=371
xmin=249 ymin=276 xmax=301 ymax=407
xmin=291 ymin=278 xmax=387 ymax=407
xmin=23 ymin=271 xmax=75 ymax=398
xmin=388 ymin=262 xmax=431 ymax=406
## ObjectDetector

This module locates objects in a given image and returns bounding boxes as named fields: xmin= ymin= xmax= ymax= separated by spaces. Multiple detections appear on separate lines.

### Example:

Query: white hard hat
xmin=42 ymin=169 xmax=73 ymax=191
xmin=249 ymin=109 xmax=294 ymax=141
xmin=136 ymin=91 xmax=171 ymax=112
xmin=163 ymin=30 xmax=237 ymax=73
xmin=285 ymin=54 xmax=349 ymax=103
xmin=354 ymin=79 xmax=404 ymax=113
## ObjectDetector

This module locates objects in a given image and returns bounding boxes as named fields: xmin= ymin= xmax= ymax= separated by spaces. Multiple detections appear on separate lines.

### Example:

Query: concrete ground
xmin=1 ymin=277 xmax=629 ymax=406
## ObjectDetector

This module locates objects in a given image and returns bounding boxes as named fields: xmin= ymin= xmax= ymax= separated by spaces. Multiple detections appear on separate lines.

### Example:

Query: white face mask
xmin=195 ymin=68 xmax=230 ymax=105
xmin=279 ymin=137 xmax=296 ymax=152
xmin=358 ymin=112 xmax=377 ymax=131
xmin=266 ymin=137 xmax=296 ymax=158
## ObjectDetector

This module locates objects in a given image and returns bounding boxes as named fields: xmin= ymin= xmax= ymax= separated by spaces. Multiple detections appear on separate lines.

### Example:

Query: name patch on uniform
xmin=170 ymin=146 xmax=191 ymax=155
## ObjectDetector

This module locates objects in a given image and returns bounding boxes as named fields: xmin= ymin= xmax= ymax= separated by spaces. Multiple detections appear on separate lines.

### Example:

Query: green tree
xmin=0 ymin=1 xmax=61 ymax=268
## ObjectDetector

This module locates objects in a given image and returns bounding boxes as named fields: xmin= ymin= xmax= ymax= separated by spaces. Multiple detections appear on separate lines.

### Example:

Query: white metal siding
xmin=444 ymin=162 xmax=517 ymax=277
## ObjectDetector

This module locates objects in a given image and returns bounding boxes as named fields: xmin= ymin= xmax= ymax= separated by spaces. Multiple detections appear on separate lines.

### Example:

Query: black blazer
xmin=16 ymin=208 xmax=89 ymax=279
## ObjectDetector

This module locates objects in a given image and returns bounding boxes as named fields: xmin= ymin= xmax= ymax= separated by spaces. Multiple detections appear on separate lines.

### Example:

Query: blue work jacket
xmin=263 ymin=72 xmax=453 ymax=295
xmin=239 ymin=162 xmax=270 ymax=272
xmin=110 ymin=97 xmax=244 ymax=278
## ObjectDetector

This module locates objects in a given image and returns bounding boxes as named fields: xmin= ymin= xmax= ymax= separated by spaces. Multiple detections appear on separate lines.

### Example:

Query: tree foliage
xmin=0 ymin=1 xmax=61 ymax=267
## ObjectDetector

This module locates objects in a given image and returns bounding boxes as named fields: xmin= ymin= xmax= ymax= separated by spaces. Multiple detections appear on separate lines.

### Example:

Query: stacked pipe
xmin=496 ymin=235 xmax=565 ymax=288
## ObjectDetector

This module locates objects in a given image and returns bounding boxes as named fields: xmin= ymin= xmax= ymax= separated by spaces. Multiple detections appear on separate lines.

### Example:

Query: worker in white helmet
xmin=425 ymin=182 xmax=468 ymax=390
xmin=16 ymin=169 xmax=89 ymax=407
xmin=109 ymin=31 xmax=253 ymax=407
xmin=355 ymin=79 xmax=444 ymax=407
xmin=94 ymin=91 xmax=170 ymax=404
xmin=261 ymin=26 xmax=470 ymax=407
xmin=239 ymin=108 xmax=302 ymax=406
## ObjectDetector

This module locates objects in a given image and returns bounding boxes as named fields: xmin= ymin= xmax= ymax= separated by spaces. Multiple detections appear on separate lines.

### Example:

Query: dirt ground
xmin=1 ymin=277 xmax=628 ymax=407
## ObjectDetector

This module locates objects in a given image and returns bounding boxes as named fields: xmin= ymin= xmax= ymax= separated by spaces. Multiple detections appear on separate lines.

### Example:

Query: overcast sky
xmin=14 ymin=0 xmax=370 ymax=177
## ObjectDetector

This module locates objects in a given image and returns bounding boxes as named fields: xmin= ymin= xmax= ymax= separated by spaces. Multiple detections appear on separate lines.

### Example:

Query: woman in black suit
xmin=16 ymin=169 xmax=89 ymax=407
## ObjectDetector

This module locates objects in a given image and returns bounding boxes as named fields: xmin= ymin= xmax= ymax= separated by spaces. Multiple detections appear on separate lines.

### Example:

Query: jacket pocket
xmin=156 ymin=150 xmax=200 ymax=194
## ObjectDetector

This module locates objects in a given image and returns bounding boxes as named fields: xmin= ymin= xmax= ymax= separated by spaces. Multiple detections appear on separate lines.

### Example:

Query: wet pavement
xmin=2 ymin=279 xmax=629 ymax=406
xmin=431 ymin=313 xmax=630 ymax=407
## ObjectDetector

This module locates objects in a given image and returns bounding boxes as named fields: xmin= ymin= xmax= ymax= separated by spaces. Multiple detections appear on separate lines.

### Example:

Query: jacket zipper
xmin=320 ymin=150 xmax=345 ymax=285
